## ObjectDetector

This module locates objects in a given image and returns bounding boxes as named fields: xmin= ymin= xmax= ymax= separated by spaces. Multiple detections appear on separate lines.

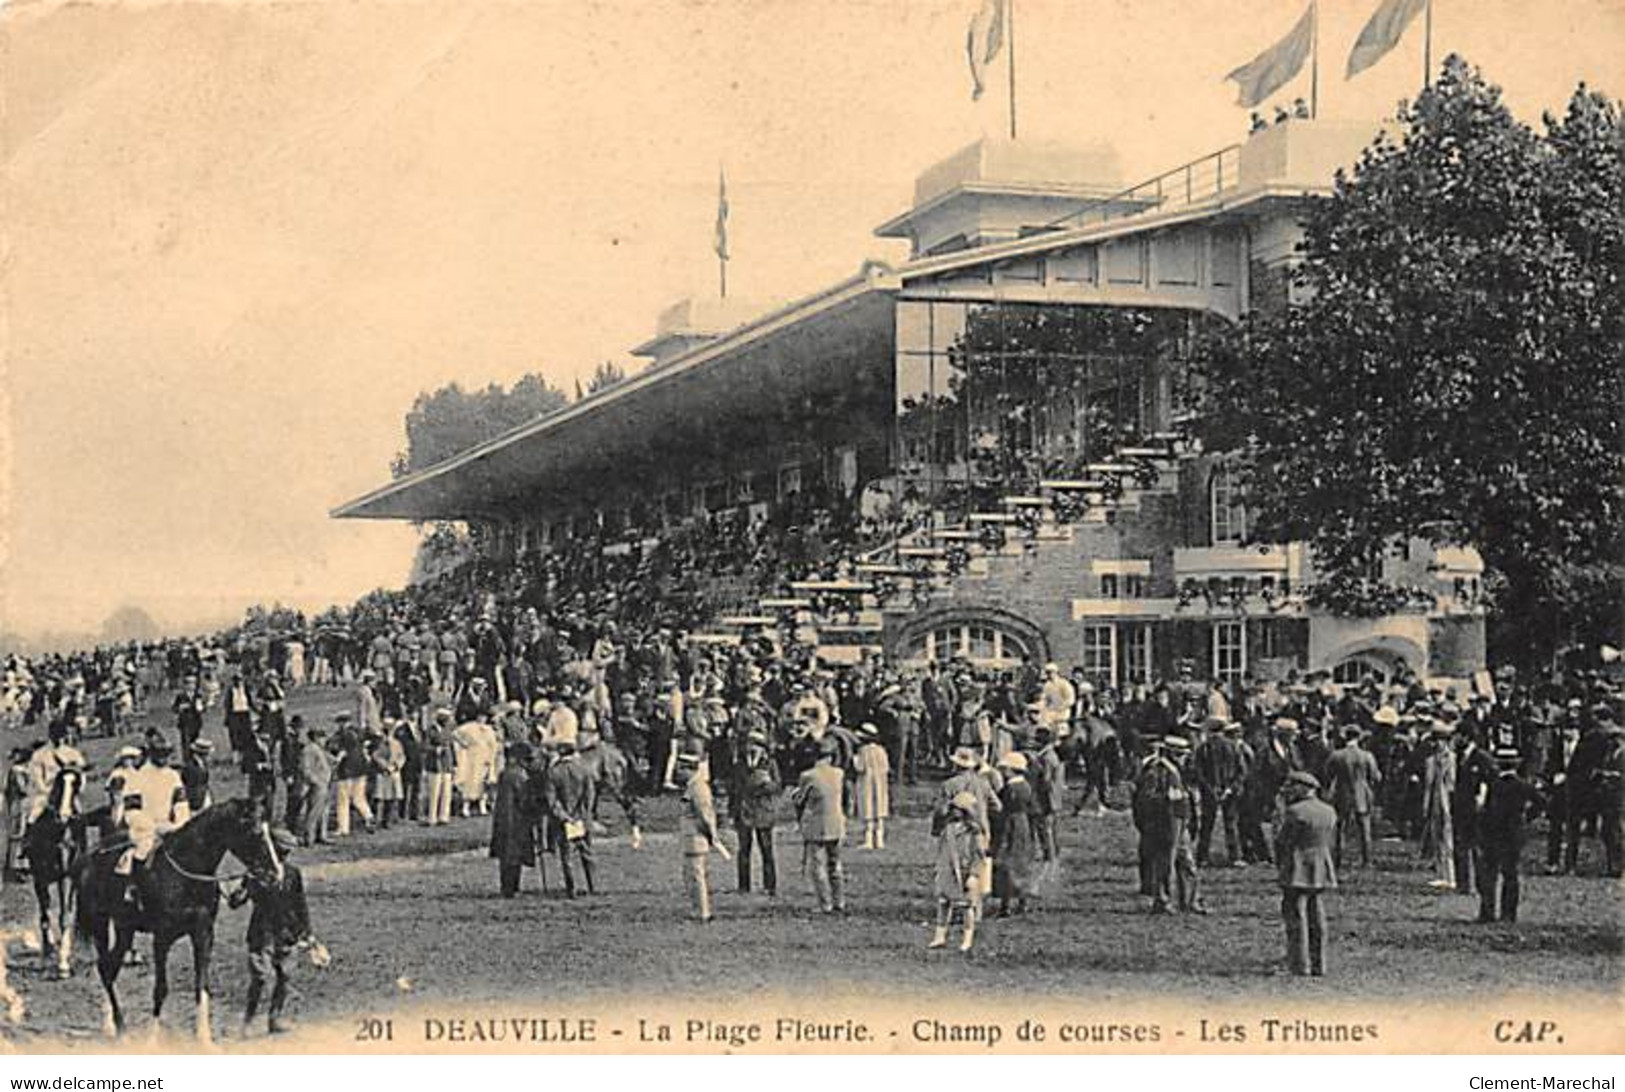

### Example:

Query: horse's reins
xmin=159 ymin=821 xmax=283 ymax=887
xmin=159 ymin=846 xmax=252 ymax=886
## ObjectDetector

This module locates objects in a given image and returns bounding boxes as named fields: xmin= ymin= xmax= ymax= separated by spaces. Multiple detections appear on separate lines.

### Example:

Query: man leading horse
xmin=77 ymin=750 xmax=282 ymax=1043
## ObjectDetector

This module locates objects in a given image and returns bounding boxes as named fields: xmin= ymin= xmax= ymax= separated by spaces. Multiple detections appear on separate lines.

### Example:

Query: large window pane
xmin=896 ymin=300 xmax=933 ymax=353
xmin=893 ymin=299 xmax=1200 ymax=497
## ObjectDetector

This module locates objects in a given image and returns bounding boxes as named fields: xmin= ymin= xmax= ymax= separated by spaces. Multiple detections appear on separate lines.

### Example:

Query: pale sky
xmin=2 ymin=0 xmax=1621 ymax=641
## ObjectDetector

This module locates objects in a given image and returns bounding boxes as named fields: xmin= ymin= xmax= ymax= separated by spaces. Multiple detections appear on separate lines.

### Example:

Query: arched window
xmin=1210 ymin=463 xmax=1247 ymax=546
xmin=907 ymin=622 xmax=1031 ymax=667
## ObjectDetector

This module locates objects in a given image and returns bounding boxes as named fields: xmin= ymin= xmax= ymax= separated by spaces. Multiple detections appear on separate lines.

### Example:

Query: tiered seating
xmin=687 ymin=431 xmax=1195 ymax=661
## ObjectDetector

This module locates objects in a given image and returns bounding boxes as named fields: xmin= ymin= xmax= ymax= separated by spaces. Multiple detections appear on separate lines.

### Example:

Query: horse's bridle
xmin=158 ymin=820 xmax=283 ymax=887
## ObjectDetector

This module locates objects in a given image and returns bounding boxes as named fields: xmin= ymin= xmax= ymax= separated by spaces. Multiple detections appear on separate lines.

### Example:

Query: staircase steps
xmin=689 ymin=632 xmax=743 ymax=647
xmin=718 ymin=614 xmax=778 ymax=627
xmin=788 ymin=579 xmax=873 ymax=594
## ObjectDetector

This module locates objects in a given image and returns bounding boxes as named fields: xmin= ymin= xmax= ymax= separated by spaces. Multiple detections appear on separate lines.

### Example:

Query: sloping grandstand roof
xmin=333 ymin=158 xmax=1335 ymax=523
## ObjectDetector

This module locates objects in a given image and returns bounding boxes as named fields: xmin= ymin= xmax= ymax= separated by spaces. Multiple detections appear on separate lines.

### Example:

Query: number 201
xmin=356 ymin=1018 xmax=394 ymax=1042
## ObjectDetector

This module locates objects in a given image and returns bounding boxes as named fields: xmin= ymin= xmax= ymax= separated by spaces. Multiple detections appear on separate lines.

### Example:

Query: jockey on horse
xmin=21 ymin=752 xmax=90 ymax=978
xmin=107 ymin=735 xmax=192 ymax=914
xmin=22 ymin=722 xmax=87 ymax=838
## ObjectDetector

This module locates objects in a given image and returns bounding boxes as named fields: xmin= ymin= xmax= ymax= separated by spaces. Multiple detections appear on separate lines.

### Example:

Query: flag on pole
xmin=713 ymin=168 xmax=729 ymax=262
xmin=1224 ymin=2 xmax=1314 ymax=108
xmin=966 ymin=0 xmax=1006 ymax=101
xmin=1347 ymin=0 xmax=1427 ymax=78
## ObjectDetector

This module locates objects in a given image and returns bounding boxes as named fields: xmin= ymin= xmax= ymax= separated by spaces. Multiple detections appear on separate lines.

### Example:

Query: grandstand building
xmin=335 ymin=119 xmax=1488 ymax=690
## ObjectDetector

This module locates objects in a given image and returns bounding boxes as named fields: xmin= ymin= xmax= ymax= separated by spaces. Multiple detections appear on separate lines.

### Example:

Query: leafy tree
xmin=240 ymin=603 xmax=305 ymax=633
xmin=407 ymin=522 xmax=474 ymax=585
xmin=389 ymin=372 xmax=569 ymax=586
xmin=391 ymin=373 xmax=570 ymax=479
xmin=1195 ymin=57 xmax=1623 ymax=667
xmin=586 ymin=359 xmax=628 ymax=394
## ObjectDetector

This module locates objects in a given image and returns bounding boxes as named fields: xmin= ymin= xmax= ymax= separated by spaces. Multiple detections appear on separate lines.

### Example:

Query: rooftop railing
xmin=1040 ymin=144 xmax=1243 ymax=233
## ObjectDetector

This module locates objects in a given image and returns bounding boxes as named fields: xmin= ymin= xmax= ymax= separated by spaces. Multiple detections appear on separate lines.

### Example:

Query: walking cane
xmin=537 ymin=818 xmax=550 ymax=894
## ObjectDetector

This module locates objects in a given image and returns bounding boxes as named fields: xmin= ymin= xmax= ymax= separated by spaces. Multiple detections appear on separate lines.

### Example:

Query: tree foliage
xmin=586 ymin=359 xmax=628 ymax=395
xmin=391 ymin=373 xmax=570 ymax=479
xmin=1195 ymin=57 xmax=1623 ymax=663
xmin=241 ymin=603 xmax=306 ymax=633
xmin=407 ymin=522 xmax=474 ymax=585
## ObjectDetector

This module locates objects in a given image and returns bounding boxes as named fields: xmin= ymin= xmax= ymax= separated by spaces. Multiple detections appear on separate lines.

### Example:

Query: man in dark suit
xmin=394 ymin=717 xmax=423 ymax=822
xmin=1477 ymin=747 xmax=1542 ymax=923
xmin=730 ymin=731 xmax=781 ymax=895
xmin=1133 ymin=736 xmax=1204 ymax=914
xmin=172 ymin=675 xmax=205 ymax=755
xmin=1241 ymin=718 xmax=1304 ymax=864
xmin=1592 ymin=706 xmax=1625 ymax=878
xmin=223 ymin=671 xmax=255 ymax=762
xmin=490 ymin=742 xmax=539 ymax=898
xmin=921 ymin=664 xmax=955 ymax=767
xmin=1453 ymin=732 xmax=1498 ymax=892
xmin=1539 ymin=716 xmax=1577 ymax=873
xmin=1274 ymin=770 xmax=1338 ymax=976
xmin=1193 ymin=719 xmax=1246 ymax=867
xmin=499 ymin=652 xmax=534 ymax=715
xmin=232 ymin=830 xmax=315 ymax=1036
xmin=1325 ymin=728 xmax=1382 ymax=870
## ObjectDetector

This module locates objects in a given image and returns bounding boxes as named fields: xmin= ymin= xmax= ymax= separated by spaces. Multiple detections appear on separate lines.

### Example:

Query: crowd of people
xmin=1 ymin=505 xmax=1622 ymax=1024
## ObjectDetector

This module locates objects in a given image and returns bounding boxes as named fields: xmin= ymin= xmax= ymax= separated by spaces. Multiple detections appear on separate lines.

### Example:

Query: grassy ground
xmin=1 ymin=684 xmax=1619 ymax=1049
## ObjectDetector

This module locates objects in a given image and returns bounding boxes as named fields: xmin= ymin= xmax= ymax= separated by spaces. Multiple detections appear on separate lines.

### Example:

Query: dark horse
xmin=20 ymin=767 xmax=89 ymax=979
xmin=74 ymin=796 xmax=279 ymax=1042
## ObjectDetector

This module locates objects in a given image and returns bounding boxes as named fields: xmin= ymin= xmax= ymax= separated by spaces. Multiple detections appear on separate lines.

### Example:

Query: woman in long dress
xmin=992 ymin=751 xmax=1039 ymax=916
xmin=1420 ymin=725 xmax=1457 ymax=889
xmin=452 ymin=719 xmax=488 ymax=818
xmin=854 ymin=725 xmax=890 ymax=849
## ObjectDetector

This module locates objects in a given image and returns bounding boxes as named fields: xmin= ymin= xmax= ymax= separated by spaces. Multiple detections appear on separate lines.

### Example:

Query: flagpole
xmin=1423 ymin=0 xmax=1433 ymax=89
xmin=717 ymin=163 xmax=729 ymax=300
xmin=1006 ymin=0 xmax=1018 ymax=140
xmin=1309 ymin=0 xmax=1319 ymax=119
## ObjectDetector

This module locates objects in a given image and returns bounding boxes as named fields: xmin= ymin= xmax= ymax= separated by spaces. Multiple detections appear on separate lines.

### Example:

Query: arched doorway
xmin=1325 ymin=636 xmax=1424 ymax=687
xmin=1331 ymin=652 xmax=1401 ymax=687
